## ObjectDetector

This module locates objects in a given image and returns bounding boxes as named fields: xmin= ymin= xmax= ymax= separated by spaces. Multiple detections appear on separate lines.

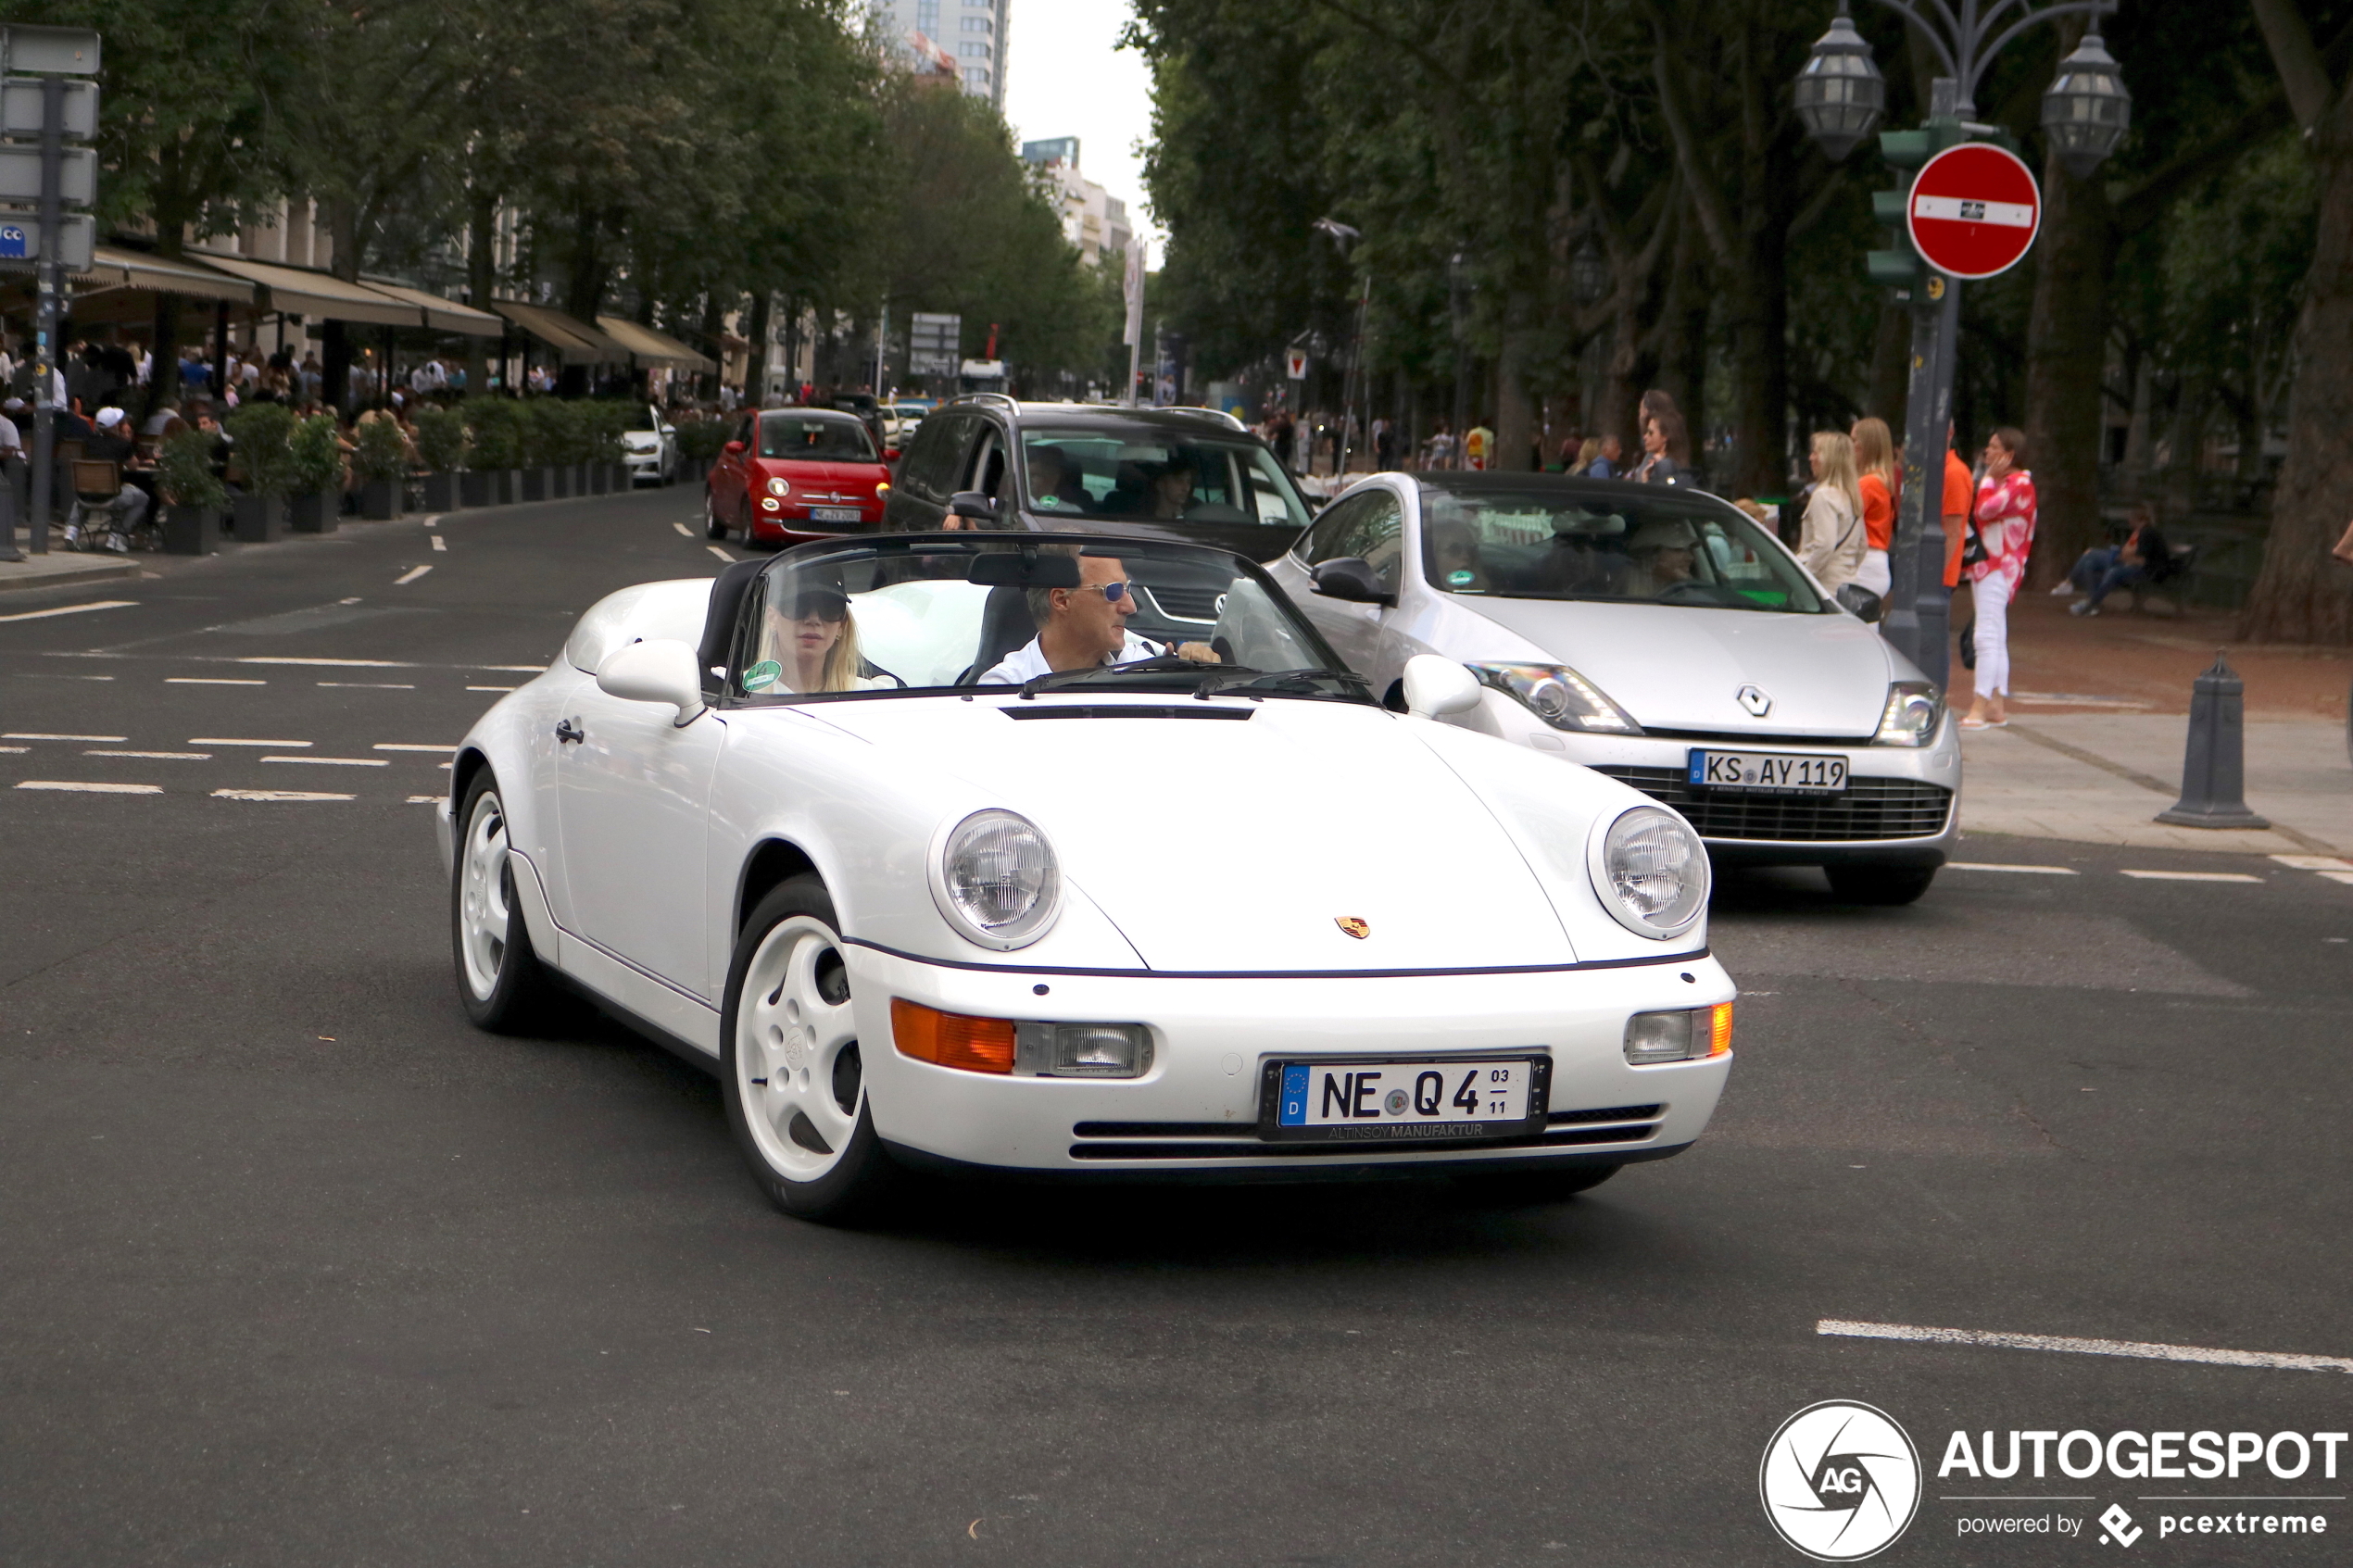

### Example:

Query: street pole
xmin=23 ymin=71 xmax=64 ymax=558
xmin=1888 ymin=266 xmax=1958 ymax=688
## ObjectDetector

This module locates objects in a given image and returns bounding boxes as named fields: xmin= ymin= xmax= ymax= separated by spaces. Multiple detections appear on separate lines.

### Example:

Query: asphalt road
xmin=4 ymin=488 xmax=2347 ymax=1567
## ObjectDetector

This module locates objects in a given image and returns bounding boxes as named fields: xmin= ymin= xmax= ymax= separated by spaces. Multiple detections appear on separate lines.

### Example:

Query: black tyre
xmin=704 ymin=494 xmax=729 ymax=539
xmin=452 ymin=771 xmax=560 ymax=1032
xmin=1455 ymin=1161 xmax=1622 ymax=1204
xmin=1824 ymin=863 xmax=1939 ymax=905
xmin=720 ymin=876 xmax=899 ymax=1223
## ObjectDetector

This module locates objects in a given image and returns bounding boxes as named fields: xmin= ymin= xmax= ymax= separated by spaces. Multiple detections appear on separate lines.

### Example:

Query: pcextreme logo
xmin=1760 ymin=1401 xmax=1924 ymax=1562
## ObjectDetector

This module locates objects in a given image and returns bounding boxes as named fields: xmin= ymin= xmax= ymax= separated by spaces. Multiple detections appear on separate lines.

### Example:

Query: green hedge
xmin=465 ymin=399 xmax=522 ymax=470
xmin=414 ymin=406 xmax=469 ymax=472
xmin=350 ymin=415 xmax=409 ymax=484
xmin=222 ymin=402 xmax=298 ymax=496
xmin=289 ymin=413 xmax=345 ymax=494
xmin=158 ymin=429 xmax=227 ymax=510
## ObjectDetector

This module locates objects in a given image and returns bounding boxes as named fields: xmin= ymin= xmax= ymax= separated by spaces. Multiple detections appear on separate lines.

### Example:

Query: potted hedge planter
xmin=351 ymin=414 xmax=408 ymax=521
xmin=157 ymin=429 xmax=227 ymax=555
xmin=287 ymin=490 xmax=338 ymax=532
xmin=520 ymin=467 xmax=549 ymax=502
xmin=421 ymin=471 xmax=459 ymax=511
xmin=458 ymin=470 xmax=495 ymax=507
xmin=285 ymin=413 xmax=344 ymax=533
xmin=223 ymin=404 xmax=299 ymax=543
xmin=414 ymin=407 xmax=467 ymax=512
xmin=461 ymin=399 xmax=523 ymax=508
xmin=230 ymin=492 xmax=283 ymax=542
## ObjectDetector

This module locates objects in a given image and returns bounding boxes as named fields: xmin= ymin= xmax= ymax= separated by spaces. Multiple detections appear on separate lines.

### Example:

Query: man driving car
xmin=980 ymin=552 xmax=1218 ymax=684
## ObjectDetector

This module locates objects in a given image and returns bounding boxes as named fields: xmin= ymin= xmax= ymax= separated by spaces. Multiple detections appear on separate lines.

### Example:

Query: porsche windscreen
xmin=1421 ymin=488 xmax=1830 ymax=613
xmin=759 ymin=415 xmax=877 ymax=461
xmin=1019 ymin=429 xmax=1311 ymax=533
xmin=728 ymin=538 xmax=1368 ymax=703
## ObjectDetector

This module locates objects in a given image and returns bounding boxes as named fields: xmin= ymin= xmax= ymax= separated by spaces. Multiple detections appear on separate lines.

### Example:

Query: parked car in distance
xmin=881 ymin=397 xmax=935 ymax=450
xmin=1268 ymin=471 xmax=1959 ymax=904
xmin=705 ymin=408 xmax=896 ymax=547
xmin=881 ymin=396 xmax=1317 ymax=559
xmin=622 ymin=402 xmax=678 ymax=486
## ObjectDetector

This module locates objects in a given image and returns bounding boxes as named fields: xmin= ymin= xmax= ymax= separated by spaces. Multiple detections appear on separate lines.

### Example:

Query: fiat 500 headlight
xmin=932 ymin=809 xmax=1061 ymax=949
xmin=766 ymin=477 xmax=791 ymax=497
xmin=1873 ymin=681 xmax=1943 ymax=746
xmin=1587 ymin=805 xmax=1708 ymax=939
xmin=1466 ymin=662 xmax=1642 ymax=734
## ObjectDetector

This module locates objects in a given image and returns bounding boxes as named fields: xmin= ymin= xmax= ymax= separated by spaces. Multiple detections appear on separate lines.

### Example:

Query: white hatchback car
xmin=621 ymin=403 xmax=679 ymax=486
xmin=1268 ymin=473 xmax=1961 ymax=904
xmin=438 ymin=534 xmax=1736 ymax=1221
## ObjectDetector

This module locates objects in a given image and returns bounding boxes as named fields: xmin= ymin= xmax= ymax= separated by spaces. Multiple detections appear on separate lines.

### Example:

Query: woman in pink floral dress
xmin=1963 ymin=427 xmax=2035 ymax=729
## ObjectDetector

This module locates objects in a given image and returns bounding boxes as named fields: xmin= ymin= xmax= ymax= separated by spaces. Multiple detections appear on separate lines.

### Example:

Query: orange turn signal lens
xmin=891 ymin=998 xmax=1015 ymax=1074
xmin=1707 ymin=1001 xmax=1733 ymax=1057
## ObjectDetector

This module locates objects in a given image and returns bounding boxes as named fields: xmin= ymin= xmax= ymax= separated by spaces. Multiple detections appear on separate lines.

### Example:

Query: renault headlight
xmin=1873 ymin=681 xmax=1943 ymax=746
xmin=1466 ymin=662 xmax=1643 ymax=734
xmin=931 ymin=809 xmax=1061 ymax=949
xmin=1587 ymin=805 xmax=1708 ymax=939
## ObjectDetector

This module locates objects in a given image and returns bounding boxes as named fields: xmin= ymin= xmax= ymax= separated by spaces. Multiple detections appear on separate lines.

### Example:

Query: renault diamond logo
xmin=1335 ymin=916 xmax=1370 ymax=939
xmin=1759 ymin=1400 xmax=1920 ymax=1561
xmin=1738 ymin=684 xmax=1773 ymax=718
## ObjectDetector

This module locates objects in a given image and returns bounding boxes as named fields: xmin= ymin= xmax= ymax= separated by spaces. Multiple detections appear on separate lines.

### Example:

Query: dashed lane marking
xmin=2272 ymin=854 xmax=2353 ymax=872
xmin=1818 ymin=1318 xmax=2353 ymax=1374
xmin=213 ymin=789 xmax=354 ymax=802
xmin=0 ymin=599 xmax=138 ymax=624
xmin=673 ymin=521 xmax=693 ymax=536
xmin=85 ymin=750 xmax=210 ymax=760
xmin=233 ymin=657 xmax=415 ymax=668
xmin=466 ymin=685 xmax=515 ymax=693
xmin=191 ymin=738 xmax=311 ymax=747
xmin=6 ymin=733 xmax=127 ymax=743
xmin=0 ymin=746 xmax=23 ymax=753
xmin=406 ymin=795 xmax=441 ymax=804
xmin=2120 ymin=869 xmax=2263 ymax=884
xmin=430 ymin=534 xmax=447 ymax=552
xmin=478 ymin=665 xmax=544 ymax=673
xmin=16 ymin=780 xmax=161 ymax=795
xmin=373 ymin=744 xmax=458 ymax=752
xmin=167 ymin=677 xmax=267 ymax=685
xmin=707 ymin=546 xmax=734 ymax=562
xmin=317 ymin=682 xmax=415 ymax=689
xmin=1945 ymin=862 xmax=2079 ymax=875
xmin=261 ymin=755 xmax=388 ymax=767
xmin=394 ymin=565 xmax=433 ymax=585
xmin=2322 ymin=872 xmax=2353 ymax=886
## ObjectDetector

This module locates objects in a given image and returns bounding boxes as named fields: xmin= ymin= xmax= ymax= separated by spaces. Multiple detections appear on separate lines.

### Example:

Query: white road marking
xmin=430 ymin=534 xmax=447 ymax=552
xmin=372 ymin=744 xmax=457 ymax=752
xmin=673 ymin=521 xmax=693 ymax=536
xmin=191 ymin=738 xmax=311 ymax=747
xmin=14 ymin=671 xmax=114 ymax=680
xmin=707 ymin=546 xmax=734 ymax=562
xmin=85 ymin=750 xmax=209 ymax=760
xmin=422 ymin=518 xmax=436 ymax=529
xmin=2120 ymin=869 xmax=2263 ymax=884
xmin=394 ymin=565 xmax=433 ymax=585
xmin=338 ymin=597 xmax=362 ymax=606
xmin=317 ymin=682 xmax=416 ymax=689
xmin=2322 ymin=872 xmax=2353 ymax=886
xmin=16 ymin=780 xmax=161 ymax=795
xmin=212 ymin=788 xmax=353 ymax=802
xmin=167 ymin=677 xmax=267 ymax=685
xmin=478 ymin=665 xmax=546 ymax=673
xmin=0 ymin=599 xmax=137 ymax=624
xmin=261 ymin=755 xmax=388 ymax=767
xmin=1818 ymin=1318 xmax=2353 ymax=1374
xmin=6 ymin=733 xmax=127 ymax=742
xmin=0 ymin=745 xmax=23 ymax=753
xmin=2272 ymin=854 xmax=2353 ymax=872
xmin=1946 ymin=862 xmax=2079 ymax=875
xmin=233 ymin=657 xmax=416 ymax=668
xmin=406 ymin=795 xmax=442 ymax=804
xmin=466 ymin=684 xmax=516 ymax=693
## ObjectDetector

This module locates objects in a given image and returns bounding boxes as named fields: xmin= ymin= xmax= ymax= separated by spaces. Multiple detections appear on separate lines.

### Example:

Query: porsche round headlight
xmin=766 ymin=477 xmax=790 ymax=498
xmin=932 ymin=809 xmax=1061 ymax=949
xmin=1589 ymin=805 xmax=1708 ymax=939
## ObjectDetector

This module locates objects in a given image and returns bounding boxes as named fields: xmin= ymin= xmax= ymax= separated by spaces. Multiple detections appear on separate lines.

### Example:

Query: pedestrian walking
xmin=1851 ymin=416 xmax=1897 ymax=596
xmin=1464 ymin=417 xmax=1493 ymax=471
xmin=1584 ymin=433 xmax=1621 ymax=479
xmin=1423 ymin=420 xmax=1457 ymax=470
xmin=1629 ymin=408 xmax=1689 ymax=485
xmin=1797 ymin=430 xmax=1865 ymax=592
xmin=1961 ymin=428 xmax=2035 ymax=730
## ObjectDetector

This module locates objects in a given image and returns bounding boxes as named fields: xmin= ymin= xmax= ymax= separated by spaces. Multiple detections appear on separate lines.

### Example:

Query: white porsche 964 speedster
xmin=437 ymin=533 xmax=1734 ymax=1220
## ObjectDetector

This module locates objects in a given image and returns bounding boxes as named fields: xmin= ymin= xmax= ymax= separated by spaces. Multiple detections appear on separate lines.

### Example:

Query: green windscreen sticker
xmin=743 ymin=659 xmax=783 ymax=691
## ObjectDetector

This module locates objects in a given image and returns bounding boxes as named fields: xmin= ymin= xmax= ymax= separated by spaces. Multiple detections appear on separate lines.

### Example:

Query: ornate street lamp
xmin=1794 ymin=3 xmax=1885 ymax=162
xmin=2042 ymin=27 xmax=2133 ymax=178
xmin=1569 ymin=239 xmax=1608 ymax=307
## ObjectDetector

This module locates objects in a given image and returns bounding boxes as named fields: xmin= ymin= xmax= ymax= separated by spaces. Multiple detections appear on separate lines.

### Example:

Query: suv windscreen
xmin=1020 ymin=427 xmax=1311 ymax=533
xmin=760 ymin=416 xmax=876 ymax=461
xmin=1421 ymin=487 xmax=1829 ymax=613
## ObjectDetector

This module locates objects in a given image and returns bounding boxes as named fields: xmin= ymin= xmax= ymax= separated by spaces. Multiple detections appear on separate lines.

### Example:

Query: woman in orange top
xmin=1851 ymin=416 xmax=1896 ymax=597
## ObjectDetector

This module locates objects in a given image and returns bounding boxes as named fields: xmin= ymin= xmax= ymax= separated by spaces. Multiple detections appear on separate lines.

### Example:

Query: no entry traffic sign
xmin=1906 ymin=143 xmax=2041 ymax=281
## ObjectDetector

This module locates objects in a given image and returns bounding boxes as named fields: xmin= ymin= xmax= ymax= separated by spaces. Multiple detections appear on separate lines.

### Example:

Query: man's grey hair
xmin=1024 ymin=543 xmax=1088 ymax=624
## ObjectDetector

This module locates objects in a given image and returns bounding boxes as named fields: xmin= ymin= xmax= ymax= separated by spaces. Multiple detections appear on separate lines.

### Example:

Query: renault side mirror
xmin=1310 ymin=557 xmax=1396 ymax=607
xmin=1834 ymin=583 xmax=1883 ymax=623
xmin=949 ymin=491 xmax=1000 ymax=523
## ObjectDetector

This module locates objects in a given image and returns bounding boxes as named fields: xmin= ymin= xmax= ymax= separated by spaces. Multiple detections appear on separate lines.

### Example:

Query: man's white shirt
xmin=981 ymin=631 xmax=1164 ymax=685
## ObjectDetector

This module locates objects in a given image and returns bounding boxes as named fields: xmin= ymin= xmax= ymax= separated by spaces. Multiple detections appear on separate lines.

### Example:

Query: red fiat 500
xmin=705 ymin=409 xmax=895 ymax=546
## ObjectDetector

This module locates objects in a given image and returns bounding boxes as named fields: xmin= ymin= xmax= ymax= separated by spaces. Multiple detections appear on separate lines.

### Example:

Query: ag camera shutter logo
xmin=1760 ymin=1400 xmax=1922 ymax=1561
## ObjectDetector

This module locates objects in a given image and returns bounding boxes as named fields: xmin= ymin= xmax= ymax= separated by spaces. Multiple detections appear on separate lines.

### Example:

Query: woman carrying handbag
xmin=1961 ymin=428 xmax=2034 ymax=729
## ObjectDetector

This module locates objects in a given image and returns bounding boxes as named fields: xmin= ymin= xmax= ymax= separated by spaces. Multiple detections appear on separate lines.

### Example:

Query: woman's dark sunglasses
xmin=792 ymin=596 xmax=849 ymax=622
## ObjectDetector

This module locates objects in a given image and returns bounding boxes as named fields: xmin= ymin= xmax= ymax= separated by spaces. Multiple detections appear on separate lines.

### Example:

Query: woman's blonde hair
xmin=1811 ymin=430 xmax=1863 ymax=521
xmin=815 ymin=610 xmax=864 ymax=692
xmin=1574 ymin=437 xmax=1602 ymax=469
xmin=1850 ymin=417 xmax=1895 ymax=486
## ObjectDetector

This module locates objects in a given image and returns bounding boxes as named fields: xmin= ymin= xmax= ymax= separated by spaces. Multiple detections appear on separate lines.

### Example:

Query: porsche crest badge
xmin=1335 ymin=916 xmax=1371 ymax=940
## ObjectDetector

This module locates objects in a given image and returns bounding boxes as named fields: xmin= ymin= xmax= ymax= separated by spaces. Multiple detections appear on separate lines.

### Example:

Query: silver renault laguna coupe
xmin=1267 ymin=472 xmax=1960 ymax=904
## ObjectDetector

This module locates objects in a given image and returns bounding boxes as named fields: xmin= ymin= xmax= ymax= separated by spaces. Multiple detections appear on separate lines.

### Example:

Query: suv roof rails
xmin=1072 ymin=402 xmax=1249 ymax=433
xmin=947 ymin=392 xmax=1020 ymax=412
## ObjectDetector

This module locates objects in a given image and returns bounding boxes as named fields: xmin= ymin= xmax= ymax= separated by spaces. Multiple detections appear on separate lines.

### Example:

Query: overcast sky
xmin=1002 ymin=0 xmax=1164 ymax=252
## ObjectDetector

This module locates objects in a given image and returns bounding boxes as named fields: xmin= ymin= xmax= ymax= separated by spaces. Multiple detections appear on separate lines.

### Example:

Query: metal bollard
xmin=2155 ymin=652 xmax=2270 ymax=829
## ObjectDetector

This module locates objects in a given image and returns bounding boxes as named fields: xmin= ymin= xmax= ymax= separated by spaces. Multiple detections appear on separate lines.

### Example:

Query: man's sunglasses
xmin=1071 ymin=582 xmax=1131 ymax=603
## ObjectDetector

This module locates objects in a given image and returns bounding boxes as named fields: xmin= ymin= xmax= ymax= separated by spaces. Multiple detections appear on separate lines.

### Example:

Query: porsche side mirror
xmin=1834 ymin=583 xmax=1883 ymax=623
xmin=723 ymin=440 xmax=745 ymax=456
xmin=1310 ymin=557 xmax=1396 ymax=607
xmin=1401 ymin=654 xmax=1483 ymax=720
xmin=596 ymin=638 xmax=706 ymax=723
xmin=949 ymin=490 xmax=1000 ymax=522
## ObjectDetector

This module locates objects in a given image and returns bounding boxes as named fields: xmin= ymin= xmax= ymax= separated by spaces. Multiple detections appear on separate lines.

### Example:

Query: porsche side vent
xmin=1005 ymin=706 xmax=1252 ymax=721
xmin=1593 ymin=766 xmax=1953 ymax=843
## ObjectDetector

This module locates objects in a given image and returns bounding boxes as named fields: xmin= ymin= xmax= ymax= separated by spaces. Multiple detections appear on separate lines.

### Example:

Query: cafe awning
xmin=492 ymin=300 xmax=631 ymax=365
xmin=193 ymin=254 xmax=418 ymax=327
xmin=596 ymin=315 xmax=717 ymax=372
xmin=362 ymin=278 xmax=505 ymax=336
xmin=74 ymin=245 xmax=258 ymax=304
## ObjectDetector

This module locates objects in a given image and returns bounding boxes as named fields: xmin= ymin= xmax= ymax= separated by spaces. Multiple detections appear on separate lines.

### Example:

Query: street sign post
xmin=0 ymin=210 xmax=92 ymax=267
xmin=1906 ymin=143 xmax=2040 ymax=280
xmin=907 ymin=312 xmax=961 ymax=379
xmin=1286 ymin=348 xmax=1308 ymax=380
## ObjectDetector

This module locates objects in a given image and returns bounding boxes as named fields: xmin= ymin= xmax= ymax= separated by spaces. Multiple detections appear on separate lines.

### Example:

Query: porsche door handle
xmin=555 ymin=717 xmax=585 ymax=745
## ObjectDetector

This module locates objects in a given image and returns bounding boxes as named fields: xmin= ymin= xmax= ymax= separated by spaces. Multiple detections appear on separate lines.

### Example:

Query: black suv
xmin=878 ymin=397 xmax=1317 ymax=558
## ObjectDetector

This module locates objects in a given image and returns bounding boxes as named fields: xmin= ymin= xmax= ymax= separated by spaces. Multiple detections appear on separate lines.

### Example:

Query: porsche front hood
xmin=810 ymin=696 xmax=1578 ymax=972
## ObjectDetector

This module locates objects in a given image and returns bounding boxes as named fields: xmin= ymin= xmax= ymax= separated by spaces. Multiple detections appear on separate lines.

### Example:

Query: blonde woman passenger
xmin=1850 ymin=416 xmax=1897 ymax=597
xmin=749 ymin=586 xmax=896 ymax=695
xmin=1797 ymin=430 xmax=1865 ymax=592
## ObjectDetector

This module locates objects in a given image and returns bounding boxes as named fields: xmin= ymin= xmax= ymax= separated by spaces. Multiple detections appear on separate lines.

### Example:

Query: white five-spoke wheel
xmin=451 ymin=771 xmax=556 ymax=1032
xmin=722 ymin=877 xmax=897 ymax=1222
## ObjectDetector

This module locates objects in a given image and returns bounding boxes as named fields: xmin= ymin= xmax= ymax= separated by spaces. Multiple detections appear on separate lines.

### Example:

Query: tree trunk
xmin=465 ymin=192 xmax=497 ymax=402
xmin=746 ymin=292 xmax=773 ymax=406
xmin=1721 ymin=241 xmax=1786 ymax=496
xmin=2161 ymin=371 xmax=2212 ymax=521
xmin=2021 ymin=148 xmax=2116 ymax=587
xmin=1495 ymin=329 xmax=1535 ymax=471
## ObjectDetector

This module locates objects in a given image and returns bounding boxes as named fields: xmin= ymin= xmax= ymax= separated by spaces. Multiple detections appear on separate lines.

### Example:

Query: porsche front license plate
xmin=808 ymin=508 xmax=862 ymax=524
xmin=1260 ymin=1057 xmax=1549 ymax=1143
xmin=1688 ymin=748 xmax=1847 ymax=793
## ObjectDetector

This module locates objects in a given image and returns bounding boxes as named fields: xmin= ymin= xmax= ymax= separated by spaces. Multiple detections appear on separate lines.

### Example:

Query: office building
xmin=874 ymin=0 xmax=1009 ymax=109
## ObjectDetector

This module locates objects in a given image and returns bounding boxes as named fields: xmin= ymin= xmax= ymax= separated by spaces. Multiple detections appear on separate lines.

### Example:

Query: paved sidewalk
xmin=0 ymin=536 xmax=142 ymax=594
